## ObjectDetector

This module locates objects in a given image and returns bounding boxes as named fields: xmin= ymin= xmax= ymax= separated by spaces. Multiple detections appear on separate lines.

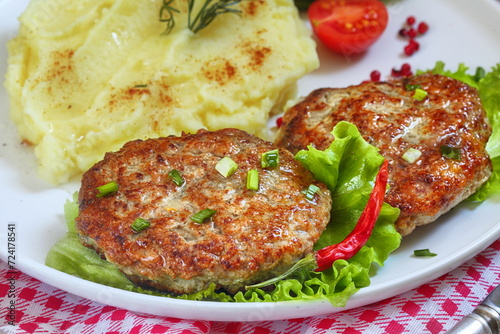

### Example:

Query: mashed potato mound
xmin=5 ymin=0 xmax=318 ymax=184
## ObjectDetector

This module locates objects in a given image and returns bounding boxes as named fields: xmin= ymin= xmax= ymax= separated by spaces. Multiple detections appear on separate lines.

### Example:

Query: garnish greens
xmin=132 ymin=218 xmax=151 ymax=233
xmin=440 ymin=145 xmax=461 ymax=161
xmin=261 ymin=149 xmax=279 ymax=168
xmin=191 ymin=208 xmax=217 ymax=224
xmin=402 ymin=148 xmax=422 ymax=164
xmin=405 ymin=84 xmax=421 ymax=91
xmin=96 ymin=181 xmax=118 ymax=197
xmin=302 ymin=184 xmax=320 ymax=201
xmin=246 ymin=169 xmax=259 ymax=190
xmin=159 ymin=0 xmax=180 ymax=35
xmin=168 ymin=169 xmax=185 ymax=186
xmin=215 ymin=157 xmax=238 ymax=178
xmin=293 ymin=0 xmax=315 ymax=11
xmin=414 ymin=249 xmax=437 ymax=257
xmin=160 ymin=0 xmax=248 ymax=35
xmin=412 ymin=88 xmax=428 ymax=101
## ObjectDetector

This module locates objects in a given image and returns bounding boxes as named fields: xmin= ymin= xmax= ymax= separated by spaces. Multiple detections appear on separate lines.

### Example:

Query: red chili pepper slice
xmin=315 ymin=159 xmax=389 ymax=271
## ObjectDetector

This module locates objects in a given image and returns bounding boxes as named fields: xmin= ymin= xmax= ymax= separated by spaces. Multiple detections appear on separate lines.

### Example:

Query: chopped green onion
xmin=191 ymin=209 xmax=217 ymax=224
xmin=414 ymin=249 xmax=437 ymax=257
xmin=168 ymin=169 xmax=184 ymax=186
xmin=134 ymin=84 xmax=148 ymax=88
xmin=261 ymin=149 xmax=279 ymax=168
xmin=96 ymin=181 xmax=118 ymax=197
xmin=405 ymin=84 xmax=421 ymax=91
xmin=246 ymin=169 xmax=259 ymax=191
xmin=412 ymin=88 xmax=428 ymax=101
xmin=302 ymin=184 xmax=320 ymax=201
xmin=440 ymin=145 xmax=461 ymax=160
xmin=402 ymin=148 xmax=422 ymax=164
xmin=215 ymin=157 xmax=238 ymax=178
xmin=131 ymin=218 xmax=151 ymax=233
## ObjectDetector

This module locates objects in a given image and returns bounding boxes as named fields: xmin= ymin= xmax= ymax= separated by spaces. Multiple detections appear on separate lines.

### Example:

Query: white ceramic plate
xmin=1 ymin=0 xmax=500 ymax=322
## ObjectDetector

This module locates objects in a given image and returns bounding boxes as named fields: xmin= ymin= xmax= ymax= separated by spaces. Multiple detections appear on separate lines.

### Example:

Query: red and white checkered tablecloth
xmin=1 ymin=238 xmax=499 ymax=334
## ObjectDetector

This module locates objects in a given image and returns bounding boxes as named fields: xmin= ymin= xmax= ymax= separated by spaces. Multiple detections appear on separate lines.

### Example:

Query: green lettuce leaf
xmin=417 ymin=61 xmax=481 ymax=88
xmin=295 ymin=121 xmax=401 ymax=266
xmin=419 ymin=62 xmax=500 ymax=200
xmin=480 ymin=65 xmax=500 ymax=158
xmin=46 ymin=121 xmax=401 ymax=306
xmin=45 ymin=232 xmax=137 ymax=290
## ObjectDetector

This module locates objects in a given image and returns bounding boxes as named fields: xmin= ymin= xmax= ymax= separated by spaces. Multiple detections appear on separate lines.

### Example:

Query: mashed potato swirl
xmin=5 ymin=0 xmax=318 ymax=184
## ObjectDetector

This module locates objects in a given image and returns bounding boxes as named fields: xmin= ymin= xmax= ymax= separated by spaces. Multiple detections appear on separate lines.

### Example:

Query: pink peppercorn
xmin=406 ymin=16 xmax=416 ymax=26
xmin=370 ymin=70 xmax=381 ymax=82
xmin=418 ymin=22 xmax=429 ymax=34
xmin=399 ymin=16 xmax=429 ymax=56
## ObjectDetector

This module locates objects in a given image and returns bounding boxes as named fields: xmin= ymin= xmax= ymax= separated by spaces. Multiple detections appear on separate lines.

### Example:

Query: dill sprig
xmin=188 ymin=0 xmax=245 ymax=33
xmin=160 ymin=0 xmax=181 ymax=35
xmin=160 ymin=0 xmax=248 ymax=35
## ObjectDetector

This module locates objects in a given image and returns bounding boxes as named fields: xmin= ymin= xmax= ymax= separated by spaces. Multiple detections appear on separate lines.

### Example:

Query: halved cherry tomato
xmin=308 ymin=0 xmax=388 ymax=55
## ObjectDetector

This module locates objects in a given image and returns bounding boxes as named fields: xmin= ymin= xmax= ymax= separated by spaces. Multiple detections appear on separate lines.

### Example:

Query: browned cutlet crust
xmin=275 ymin=74 xmax=492 ymax=236
xmin=75 ymin=128 xmax=331 ymax=294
